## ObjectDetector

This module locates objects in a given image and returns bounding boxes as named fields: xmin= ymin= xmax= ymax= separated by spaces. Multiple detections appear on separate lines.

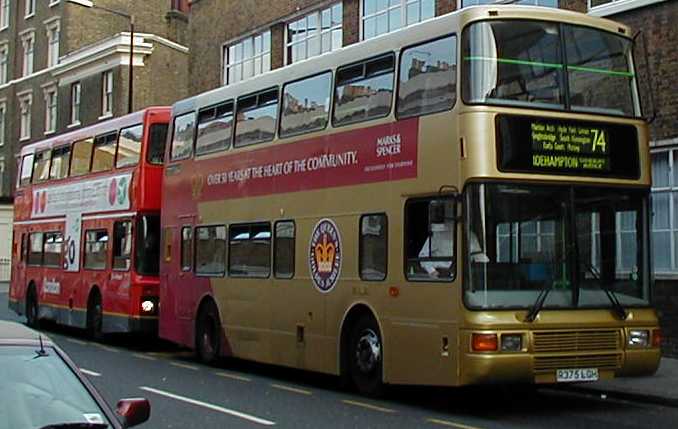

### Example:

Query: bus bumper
xmin=460 ymin=349 xmax=661 ymax=385
xmin=103 ymin=314 xmax=158 ymax=336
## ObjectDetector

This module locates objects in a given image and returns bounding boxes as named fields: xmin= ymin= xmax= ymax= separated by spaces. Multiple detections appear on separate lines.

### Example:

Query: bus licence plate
xmin=556 ymin=368 xmax=599 ymax=382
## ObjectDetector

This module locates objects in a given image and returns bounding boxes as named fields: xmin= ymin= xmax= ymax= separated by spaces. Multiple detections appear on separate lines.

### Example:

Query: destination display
xmin=497 ymin=115 xmax=639 ymax=179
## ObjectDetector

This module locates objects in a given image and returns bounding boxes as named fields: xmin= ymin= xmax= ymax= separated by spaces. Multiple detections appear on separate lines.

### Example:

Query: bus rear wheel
xmin=26 ymin=286 xmax=39 ymax=329
xmin=196 ymin=301 xmax=221 ymax=365
xmin=348 ymin=315 xmax=384 ymax=396
xmin=87 ymin=292 xmax=103 ymax=340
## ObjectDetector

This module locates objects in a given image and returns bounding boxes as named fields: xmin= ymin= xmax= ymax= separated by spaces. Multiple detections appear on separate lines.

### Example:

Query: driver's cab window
xmin=405 ymin=197 xmax=456 ymax=281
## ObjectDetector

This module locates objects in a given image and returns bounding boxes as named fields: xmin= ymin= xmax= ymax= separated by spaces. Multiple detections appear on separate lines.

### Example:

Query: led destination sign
xmin=497 ymin=115 xmax=639 ymax=179
xmin=531 ymin=122 xmax=610 ymax=172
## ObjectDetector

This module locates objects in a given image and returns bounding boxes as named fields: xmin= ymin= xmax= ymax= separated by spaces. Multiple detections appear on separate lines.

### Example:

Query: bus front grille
xmin=532 ymin=330 xmax=621 ymax=353
xmin=533 ymin=354 xmax=621 ymax=371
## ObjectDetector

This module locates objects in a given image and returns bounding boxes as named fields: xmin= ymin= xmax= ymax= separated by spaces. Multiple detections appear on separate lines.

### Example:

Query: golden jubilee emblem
xmin=309 ymin=219 xmax=342 ymax=293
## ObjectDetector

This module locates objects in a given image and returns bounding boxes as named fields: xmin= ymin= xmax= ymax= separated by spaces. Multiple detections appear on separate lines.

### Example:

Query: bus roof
xmin=173 ymin=5 xmax=632 ymax=117
xmin=19 ymin=106 xmax=171 ymax=156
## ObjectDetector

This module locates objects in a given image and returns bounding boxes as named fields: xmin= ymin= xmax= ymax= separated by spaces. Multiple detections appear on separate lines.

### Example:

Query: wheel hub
xmin=355 ymin=329 xmax=381 ymax=374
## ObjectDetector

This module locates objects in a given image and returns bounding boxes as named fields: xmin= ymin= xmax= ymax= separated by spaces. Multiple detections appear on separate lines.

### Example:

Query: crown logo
xmin=314 ymin=235 xmax=335 ymax=273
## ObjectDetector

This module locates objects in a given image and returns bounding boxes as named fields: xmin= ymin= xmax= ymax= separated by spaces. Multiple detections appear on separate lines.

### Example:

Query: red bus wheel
xmin=196 ymin=301 xmax=221 ymax=365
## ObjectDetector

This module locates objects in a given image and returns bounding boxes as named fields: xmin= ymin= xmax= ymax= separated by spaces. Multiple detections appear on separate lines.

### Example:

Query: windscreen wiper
xmin=524 ymin=282 xmax=552 ymax=322
xmin=582 ymin=262 xmax=628 ymax=320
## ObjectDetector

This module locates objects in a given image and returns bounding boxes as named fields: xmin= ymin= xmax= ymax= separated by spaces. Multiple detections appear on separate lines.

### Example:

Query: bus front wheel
xmin=26 ymin=286 xmax=39 ymax=329
xmin=348 ymin=315 xmax=384 ymax=396
xmin=196 ymin=301 xmax=221 ymax=365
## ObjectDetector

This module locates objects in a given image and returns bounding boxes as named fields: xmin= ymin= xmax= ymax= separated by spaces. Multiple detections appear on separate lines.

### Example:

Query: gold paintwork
xmin=173 ymin=5 xmax=659 ymax=387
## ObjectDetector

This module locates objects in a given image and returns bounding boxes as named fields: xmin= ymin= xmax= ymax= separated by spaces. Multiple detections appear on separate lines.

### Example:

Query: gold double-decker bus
xmin=159 ymin=5 xmax=660 ymax=395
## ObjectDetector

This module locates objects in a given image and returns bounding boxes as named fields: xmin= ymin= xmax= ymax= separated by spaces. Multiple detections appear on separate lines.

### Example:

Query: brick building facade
xmin=185 ymin=0 xmax=678 ymax=355
xmin=0 ymin=0 xmax=190 ymax=197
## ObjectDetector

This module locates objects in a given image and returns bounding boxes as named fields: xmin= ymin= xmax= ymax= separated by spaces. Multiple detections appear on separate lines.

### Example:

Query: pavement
xmin=0 ymin=281 xmax=7 ymax=293
xmin=561 ymin=357 xmax=678 ymax=407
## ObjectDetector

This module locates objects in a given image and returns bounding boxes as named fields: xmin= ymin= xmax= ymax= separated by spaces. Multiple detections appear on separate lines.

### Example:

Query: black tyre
xmin=196 ymin=301 xmax=221 ymax=365
xmin=348 ymin=314 xmax=384 ymax=396
xmin=25 ymin=286 xmax=39 ymax=329
xmin=87 ymin=291 xmax=103 ymax=340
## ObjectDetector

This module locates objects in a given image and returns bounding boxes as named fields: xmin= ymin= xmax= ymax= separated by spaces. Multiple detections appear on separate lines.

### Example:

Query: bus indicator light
xmin=652 ymin=329 xmax=662 ymax=348
xmin=472 ymin=333 xmax=498 ymax=352
xmin=388 ymin=287 xmax=399 ymax=297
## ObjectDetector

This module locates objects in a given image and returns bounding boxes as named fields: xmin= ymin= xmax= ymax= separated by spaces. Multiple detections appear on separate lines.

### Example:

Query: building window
xmin=223 ymin=31 xmax=271 ymax=86
xmin=21 ymin=32 xmax=35 ymax=76
xmin=651 ymin=149 xmax=678 ymax=274
xmin=287 ymin=3 xmax=342 ymax=64
xmin=49 ymin=0 xmax=61 ymax=6
xmin=0 ymin=157 xmax=5 ymax=192
xmin=0 ymin=44 xmax=8 ymax=84
xmin=0 ymin=0 xmax=9 ymax=29
xmin=0 ymin=102 xmax=5 ymax=146
xmin=102 ymin=70 xmax=113 ymax=116
xmin=46 ymin=21 xmax=60 ymax=67
xmin=362 ymin=0 xmax=434 ymax=40
xmin=463 ymin=0 xmax=556 ymax=5
xmin=25 ymin=0 xmax=35 ymax=18
xmin=44 ymin=87 xmax=57 ymax=134
xmin=70 ymin=82 xmax=81 ymax=125
xmin=19 ymin=94 xmax=32 ymax=140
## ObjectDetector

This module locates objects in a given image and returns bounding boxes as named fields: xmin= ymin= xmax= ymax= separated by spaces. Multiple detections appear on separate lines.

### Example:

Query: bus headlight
xmin=501 ymin=334 xmax=523 ymax=352
xmin=628 ymin=330 xmax=650 ymax=347
xmin=141 ymin=299 xmax=156 ymax=314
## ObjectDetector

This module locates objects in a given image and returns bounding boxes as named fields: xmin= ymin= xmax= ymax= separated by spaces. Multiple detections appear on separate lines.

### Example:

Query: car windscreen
xmin=0 ymin=346 xmax=113 ymax=428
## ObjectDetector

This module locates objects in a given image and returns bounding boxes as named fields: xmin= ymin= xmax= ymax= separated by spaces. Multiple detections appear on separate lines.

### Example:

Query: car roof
xmin=0 ymin=321 xmax=54 ymax=345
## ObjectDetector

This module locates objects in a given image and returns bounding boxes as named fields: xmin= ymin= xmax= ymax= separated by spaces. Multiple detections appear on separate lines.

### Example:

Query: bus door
xmin=174 ymin=222 xmax=196 ymax=320
xmin=13 ymin=230 xmax=28 ymax=301
xmin=111 ymin=220 xmax=134 ymax=308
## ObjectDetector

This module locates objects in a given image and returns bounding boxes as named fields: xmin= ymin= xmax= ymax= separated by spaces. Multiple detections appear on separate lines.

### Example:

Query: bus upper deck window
xmin=170 ymin=112 xmax=196 ymax=161
xmin=117 ymin=124 xmax=144 ymax=168
xmin=91 ymin=132 xmax=118 ymax=173
xmin=49 ymin=146 xmax=71 ymax=180
xmin=19 ymin=153 xmax=34 ymax=187
xmin=32 ymin=150 xmax=51 ymax=183
xmin=234 ymin=88 xmax=279 ymax=147
xmin=148 ymin=123 xmax=169 ymax=165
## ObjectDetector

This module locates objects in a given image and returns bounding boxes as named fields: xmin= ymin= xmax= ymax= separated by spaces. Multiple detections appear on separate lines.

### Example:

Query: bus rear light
xmin=140 ymin=297 xmax=158 ymax=315
xmin=472 ymin=333 xmax=498 ymax=352
xmin=652 ymin=329 xmax=662 ymax=348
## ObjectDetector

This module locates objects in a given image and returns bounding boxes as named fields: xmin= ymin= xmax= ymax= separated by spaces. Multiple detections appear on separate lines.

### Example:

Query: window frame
xmin=279 ymin=70 xmax=333 ymax=139
xmin=273 ymin=220 xmax=296 ymax=279
xmin=27 ymin=232 xmax=43 ymax=267
xmin=42 ymin=231 xmax=63 ymax=268
xmin=46 ymin=20 xmax=60 ymax=67
xmin=84 ymin=229 xmax=109 ymax=271
xmin=70 ymin=82 xmax=81 ymax=125
xmin=170 ymin=111 xmax=196 ymax=161
xmin=228 ymin=222 xmax=272 ymax=279
xmin=181 ymin=225 xmax=193 ymax=272
xmin=332 ymin=52 xmax=396 ymax=128
xmin=0 ymin=43 xmax=8 ymax=85
xmin=0 ymin=101 xmax=5 ymax=147
xmin=112 ymin=220 xmax=133 ymax=272
xmin=194 ymin=224 xmax=227 ymax=277
xmin=49 ymin=145 xmax=71 ymax=180
xmin=285 ymin=2 xmax=343 ymax=65
xmin=234 ymin=87 xmax=279 ymax=148
xmin=359 ymin=213 xmax=388 ymax=282
xmin=361 ymin=0 xmax=436 ymax=41
xmin=101 ymin=70 xmax=114 ymax=117
xmin=195 ymin=100 xmax=234 ymax=156
xmin=0 ymin=0 xmax=9 ymax=30
xmin=19 ymin=93 xmax=32 ymax=141
xmin=91 ymin=132 xmax=118 ymax=173
xmin=404 ymin=195 xmax=457 ymax=283
xmin=395 ymin=33 xmax=458 ymax=120
xmin=116 ymin=123 xmax=144 ymax=168
xmin=24 ymin=0 xmax=36 ymax=18
xmin=44 ymin=87 xmax=58 ymax=134
xmin=222 ymin=30 xmax=272 ymax=86
xmin=651 ymin=147 xmax=678 ymax=276
xmin=21 ymin=31 xmax=34 ymax=76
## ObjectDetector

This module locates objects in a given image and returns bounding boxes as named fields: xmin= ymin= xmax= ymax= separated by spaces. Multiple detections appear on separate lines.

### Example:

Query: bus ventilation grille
xmin=532 ymin=330 xmax=621 ymax=353
xmin=534 ymin=354 xmax=621 ymax=371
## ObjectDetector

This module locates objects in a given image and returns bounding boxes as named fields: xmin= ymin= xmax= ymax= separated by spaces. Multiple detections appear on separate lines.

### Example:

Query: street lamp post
xmin=66 ymin=0 xmax=135 ymax=114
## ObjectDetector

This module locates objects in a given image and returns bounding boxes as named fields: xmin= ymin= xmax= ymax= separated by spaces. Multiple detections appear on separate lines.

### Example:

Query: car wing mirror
xmin=117 ymin=398 xmax=150 ymax=428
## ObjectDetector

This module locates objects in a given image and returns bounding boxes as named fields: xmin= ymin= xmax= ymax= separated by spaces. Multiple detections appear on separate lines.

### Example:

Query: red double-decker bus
xmin=9 ymin=107 xmax=170 ymax=338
